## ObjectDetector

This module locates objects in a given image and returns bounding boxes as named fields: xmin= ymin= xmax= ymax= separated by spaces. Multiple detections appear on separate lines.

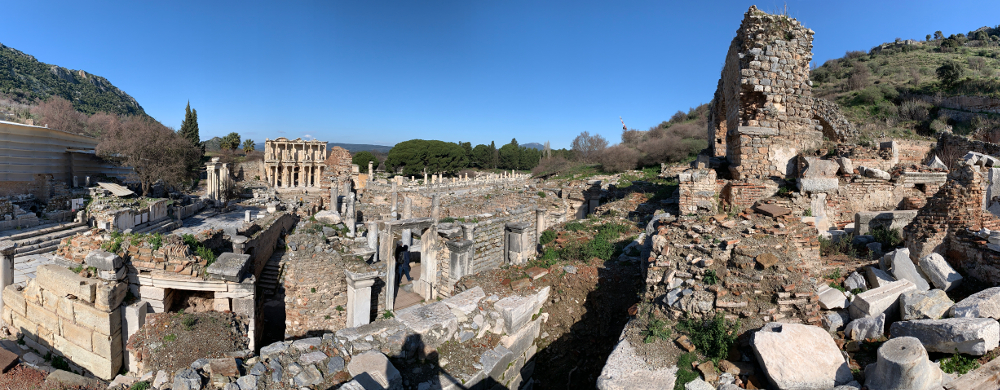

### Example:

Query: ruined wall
xmin=811 ymin=97 xmax=858 ymax=141
xmin=243 ymin=212 xmax=297 ymax=277
xmin=906 ymin=163 xmax=989 ymax=260
xmin=2 ymin=265 xmax=125 ymax=379
xmin=283 ymin=250 xmax=349 ymax=338
xmin=935 ymin=132 xmax=1000 ymax=166
xmin=678 ymin=168 xmax=718 ymax=214
xmin=713 ymin=6 xmax=818 ymax=180
xmin=0 ymin=121 xmax=129 ymax=196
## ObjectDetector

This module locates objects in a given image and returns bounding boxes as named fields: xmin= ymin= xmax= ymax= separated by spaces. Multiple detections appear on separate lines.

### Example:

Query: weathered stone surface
xmin=799 ymin=178 xmax=839 ymax=193
xmin=928 ymin=155 xmax=947 ymax=170
xmin=208 ymin=358 xmax=239 ymax=377
xmin=0 ymin=348 xmax=16 ymax=373
xmin=206 ymin=253 xmax=251 ymax=282
xmin=861 ymin=166 xmax=891 ymax=180
xmin=293 ymin=365 xmax=323 ymax=387
xmin=298 ymin=351 xmax=328 ymax=365
xmin=172 ymin=368 xmax=203 ymax=390
xmin=900 ymin=289 xmax=953 ymax=320
xmin=951 ymin=287 xmax=1000 ymax=320
xmin=845 ymin=314 xmax=885 ymax=341
xmin=856 ymin=211 xmax=918 ymax=236
xmin=817 ymin=284 xmax=849 ymax=310
xmin=918 ymin=253 xmax=962 ymax=292
xmin=844 ymin=271 xmax=867 ymax=292
xmin=865 ymin=266 xmax=896 ymax=289
xmin=481 ymin=344 xmax=515 ymax=382
xmin=395 ymin=302 xmax=459 ymax=348
xmin=313 ymin=210 xmax=342 ymax=225
xmin=864 ymin=337 xmax=943 ymax=390
xmin=84 ymin=250 xmax=122 ymax=271
xmin=684 ymin=378 xmax=715 ymax=390
xmin=43 ymin=370 xmax=103 ymax=390
xmin=596 ymin=336 xmax=677 ymax=390
xmin=756 ymin=204 xmax=791 ymax=218
xmin=756 ymin=253 xmax=779 ymax=269
xmin=236 ymin=375 xmax=258 ymax=390
xmin=751 ymin=322 xmax=853 ymax=389
xmin=849 ymin=279 xmax=916 ymax=320
xmin=493 ymin=287 xmax=549 ymax=333
xmin=823 ymin=311 xmax=849 ymax=333
xmin=259 ymin=341 xmax=289 ymax=360
xmin=441 ymin=286 xmax=484 ymax=315
xmin=347 ymin=351 xmax=402 ymax=390
xmin=837 ymin=157 xmax=854 ymax=175
xmin=36 ymin=264 xmax=96 ymax=303
xmin=885 ymin=248 xmax=930 ymax=292
xmin=890 ymin=318 xmax=1000 ymax=356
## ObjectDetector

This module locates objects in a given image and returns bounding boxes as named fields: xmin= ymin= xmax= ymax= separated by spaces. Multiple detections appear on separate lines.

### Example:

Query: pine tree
xmin=179 ymin=101 xmax=201 ymax=153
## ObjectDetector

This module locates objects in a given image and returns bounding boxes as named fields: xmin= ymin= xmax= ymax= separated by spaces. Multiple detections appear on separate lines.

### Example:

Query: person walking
xmin=400 ymin=245 xmax=413 ymax=282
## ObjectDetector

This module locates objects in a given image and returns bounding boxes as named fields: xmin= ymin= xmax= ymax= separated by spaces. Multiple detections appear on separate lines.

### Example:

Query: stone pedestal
xmin=505 ymin=222 xmax=532 ymax=265
xmin=244 ymin=210 xmax=251 ymax=223
xmin=447 ymin=239 xmax=474 ymax=283
xmin=0 ymin=241 xmax=13 ymax=326
xmin=346 ymin=271 xmax=378 ymax=327
xmin=864 ymin=336 xmax=943 ymax=390
xmin=461 ymin=223 xmax=475 ymax=241
xmin=231 ymin=235 xmax=248 ymax=255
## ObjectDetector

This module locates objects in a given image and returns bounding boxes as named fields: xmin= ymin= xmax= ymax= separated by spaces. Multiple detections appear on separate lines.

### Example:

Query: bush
xmin=540 ymin=229 xmax=556 ymax=245
xmin=597 ymin=145 xmax=641 ymax=173
xmin=131 ymin=381 xmax=151 ymax=390
xmin=941 ymin=351 xmax=980 ymax=374
xmin=182 ymin=315 xmax=197 ymax=330
xmin=937 ymin=61 xmax=964 ymax=87
xmin=674 ymin=352 xmax=700 ymax=390
xmin=564 ymin=222 xmax=585 ymax=232
xmin=703 ymin=270 xmax=719 ymax=285
xmin=678 ymin=313 xmax=740 ymax=360
xmin=870 ymin=226 xmax=903 ymax=249
xmin=642 ymin=319 xmax=672 ymax=343
xmin=899 ymin=100 xmax=930 ymax=121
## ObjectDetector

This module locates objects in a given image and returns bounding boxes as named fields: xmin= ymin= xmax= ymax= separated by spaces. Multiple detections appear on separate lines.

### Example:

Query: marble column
xmin=330 ymin=179 xmax=339 ymax=212
xmin=536 ymin=208 xmax=547 ymax=243
xmin=0 ymin=241 xmax=14 ymax=326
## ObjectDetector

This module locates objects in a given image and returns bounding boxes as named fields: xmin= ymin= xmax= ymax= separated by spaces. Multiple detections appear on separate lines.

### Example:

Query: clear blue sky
xmin=2 ymin=1 xmax=998 ymax=149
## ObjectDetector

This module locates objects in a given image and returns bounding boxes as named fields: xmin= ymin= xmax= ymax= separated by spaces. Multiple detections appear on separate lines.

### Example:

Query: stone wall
xmin=2 ymin=265 xmax=125 ymax=379
xmin=678 ymin=168 xmax=718 ymax=214
xmin=905 ymin=163 xmax=991 ymax=260
xmin=711 ymin=6 xmax=819 ymax=180
xmin=811 ymin=97 xmax=857 ymax=141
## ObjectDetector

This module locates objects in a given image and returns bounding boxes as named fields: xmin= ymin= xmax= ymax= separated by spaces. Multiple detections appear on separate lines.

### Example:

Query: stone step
xmin=132 ymin=219 xmax=178 ymax=235
xmin=0 ymin=221 xmax=85 ymax=242
xmin=17 ymin=245 xmax=59 ymax=257
xmin=14 ymin=225 xmax=90 ymax=247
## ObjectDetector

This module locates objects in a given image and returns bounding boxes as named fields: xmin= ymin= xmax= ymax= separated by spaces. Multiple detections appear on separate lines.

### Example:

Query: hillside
xmin=811 ymin=27 xmax=1000 ymax=142
xmin=0 ymin=43 xmax=144 ymax=117
xmin=328 ymin=143 xmax=393 ymax=154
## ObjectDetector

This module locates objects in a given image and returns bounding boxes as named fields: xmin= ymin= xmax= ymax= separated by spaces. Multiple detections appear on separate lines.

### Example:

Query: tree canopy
xmin=179 ymin=102 xmax=201 ymax=151
xmin=220 ymin=132 xmax=241 ymax=150
xmin=352 ymin=151 xmax=380 ymax=173
xmin=385 ymin=139 xmax=468 ymax=176
xmin=96 ymin=116 xmax=200 ymax=196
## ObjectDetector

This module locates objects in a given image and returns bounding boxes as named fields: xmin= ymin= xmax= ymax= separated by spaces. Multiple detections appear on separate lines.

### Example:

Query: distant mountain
xmin=203 ymin=137 xmax=222 ymax=152
xmin=0 ymin=43 xmax=145 ymax=116
xmin=523 ymin=142 xmax=545 ymax=150
xmin=328 ymin=143 xmax=394 ymax=154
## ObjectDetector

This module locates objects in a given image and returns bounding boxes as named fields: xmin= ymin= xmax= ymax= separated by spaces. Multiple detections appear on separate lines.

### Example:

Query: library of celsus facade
xmin=263 ymin=137 xmax=328 ymax=188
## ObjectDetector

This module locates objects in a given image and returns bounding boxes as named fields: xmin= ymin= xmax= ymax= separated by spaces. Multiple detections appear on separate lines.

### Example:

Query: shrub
xmin=941 ymin=351 xmax=979 ymax=374
xmin=564 ymin=222 xmax=585 ymax=232
xmin=937 ymin=61 xmax=964 ymax=87
xmin=537 ymin=191 xmax=546 ymax=198
xmin=196 ymin=246 xmax=216 ymax=266
xmin=51 ymin=355 xmax=70 ymax=371
xmin=597 ymin=145 xmax=641 ymax=173
xmin=540 ymin=229 xmax=557 ymax=245
xmin=703 ymin=270 xmax=719 ymax=285
xmin=642 ymin=319 xmax=672 ymax=343
xmin=149 ymin=233 xmax=163 ymax=251
xmin=870 ymin=226 xmax=903 ymax=249
xmin=899 ymin=100 xmax=930 ymax=121
xmin=678 ymin=313 xmax=740 ymax=360
xmin=182 ymin=315 xmax=197 ymax=331
xmin=164 ymin=334 xmax=177 ymax=342
xmin=674 ymin=352 xmax=700 ymax=390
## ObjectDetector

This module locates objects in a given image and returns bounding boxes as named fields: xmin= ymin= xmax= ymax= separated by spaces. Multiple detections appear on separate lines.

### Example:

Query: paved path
xmin=12 ymin=253 xmax=74 ymax=287
xmin=173 ymin=206 xmax=265 ymax=237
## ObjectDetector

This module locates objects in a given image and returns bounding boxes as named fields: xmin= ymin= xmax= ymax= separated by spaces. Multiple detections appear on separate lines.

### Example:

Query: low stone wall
xmin=2 ymin=264 xmax=125 ymax=379
xmin=678 ymin=168 xmax=718 ymax=214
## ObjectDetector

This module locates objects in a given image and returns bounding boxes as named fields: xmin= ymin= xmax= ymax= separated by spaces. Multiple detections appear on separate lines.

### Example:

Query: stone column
xmin=346 ymin=271 xmax=378 ymax=327
xmin=245 ymin=210 xmax=251 ymax=223
xmin=536 ymin=208 xmax=547 ymax=243
xmin=390 ymin=181 xmax=398 ymax=218
xmin=461 ymin=223 xmax=475 ymax=241
xmin=402 ymin=197 xmax=413 ymax=246
xmin=423 ymin=172 xmax=428 ymax=184
xmin=505 ymin=222 xmax=532 ymax=265
xmin=431 ymin=195 xmax=441 ymax=222
xmin=330 ymin=179 xmax=339 ymax=212
xmin=0 ymin=240 xmax=14 ymax=325
xmin=381 ymin=224 xmax=395 ymax=311
xmin=415 ymin=226 xmax=439 ymax=300
xmin=367 ymin=222 xmax=379 ymax=261
xmin=232 ymin=235 xmax=248 ymax=255
xmin=346 ymin=193 xmax=356 ymax=237
xmin=368 ymin=161 xmax=374 ymax=179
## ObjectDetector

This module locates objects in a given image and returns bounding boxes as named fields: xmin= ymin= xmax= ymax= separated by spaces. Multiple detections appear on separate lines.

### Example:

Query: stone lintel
xmin=206 ymin=253 xmax=252 ymax=282
xmin=737 ymin=126 xmax=779 ymax=136
xmin=346 ymin=271 xmax=378 ymax=289
xmin=445 ymin=239 xmax=474 ymax=252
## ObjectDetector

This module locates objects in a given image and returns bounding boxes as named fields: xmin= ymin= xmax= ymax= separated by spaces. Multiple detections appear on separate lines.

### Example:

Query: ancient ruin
xmin=263 ymin=138 xmax=328 ymax=189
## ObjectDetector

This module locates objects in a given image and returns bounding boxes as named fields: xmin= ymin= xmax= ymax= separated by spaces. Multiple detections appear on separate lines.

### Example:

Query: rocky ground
xmin=127 ymin=311 xmax=250 ymax=374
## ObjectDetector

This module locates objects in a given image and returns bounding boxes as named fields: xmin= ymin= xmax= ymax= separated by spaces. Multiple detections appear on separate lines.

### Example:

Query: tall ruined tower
xmin=707 ymin=6 xmax=818 ymax=180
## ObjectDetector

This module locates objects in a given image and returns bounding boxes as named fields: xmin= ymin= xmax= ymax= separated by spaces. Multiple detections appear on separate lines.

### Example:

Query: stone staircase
xmin=258 ymin=250 xmax=284 ymax=297
xmin=0 ymin=221 xmax=89 ymax=257
xmin=131 ymin=218 xmax=178 ymax=235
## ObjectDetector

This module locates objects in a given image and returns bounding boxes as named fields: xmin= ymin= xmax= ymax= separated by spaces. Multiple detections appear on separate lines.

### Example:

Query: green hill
xmin=0 ymin=43 xmax=145 ymax=117
xmin=811 ymin=27 xmax=1000 ymax=141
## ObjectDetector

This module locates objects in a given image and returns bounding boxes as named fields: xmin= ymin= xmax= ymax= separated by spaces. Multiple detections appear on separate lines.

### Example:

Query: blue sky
xmin=2 ymin=1 xmax=998 ymax=149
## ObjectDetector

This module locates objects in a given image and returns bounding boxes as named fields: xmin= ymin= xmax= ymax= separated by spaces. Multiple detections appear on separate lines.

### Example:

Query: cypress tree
xmin=179 ymin=101 xmax=201 ymax=152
